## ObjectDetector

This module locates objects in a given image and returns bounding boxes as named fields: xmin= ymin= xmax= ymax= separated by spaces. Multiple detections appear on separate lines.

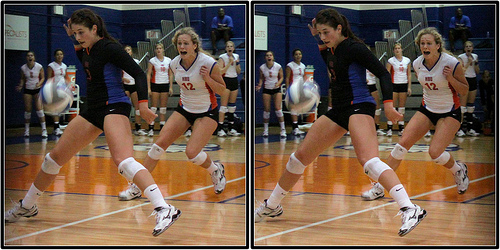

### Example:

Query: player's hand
xmin=255 ymin=85 xmax=261 ymax=91
xmin=15 ymin=85 xmax=22 ymax=92
xmin=443 ymin=66 xmax=454 ymax=82
xmin=63 ymin=19 xmax=73 ymax=37
xmin=407 ymin=88 xmax=412 ymax=97
xmin=383 ymin=102 xmax=403 ymax=124
xmin=200 ymin=65 xmax=211 ymax=82
xmin=307 ymin=18 xmax=318 ymax=36
xmin=138 ymin=102 xmax=157 ymax=124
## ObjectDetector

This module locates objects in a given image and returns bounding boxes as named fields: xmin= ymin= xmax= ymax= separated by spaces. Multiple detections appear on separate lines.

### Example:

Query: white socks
xmin=267 ymin=183 xmax=288 ymax=209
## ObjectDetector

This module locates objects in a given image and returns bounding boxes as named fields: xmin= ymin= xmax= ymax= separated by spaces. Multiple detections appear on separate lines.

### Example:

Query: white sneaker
xmin=424 ymin=130 xmax=432 ymax=137
xmin=280 ymin=129 xmax=287 ymax=138
xmin=398 ymin=129 xmax=404 ymax=136
xmin=151 ymin=205 xmax=181 ymax=236
xmin=41 ymin=129 xmax=48 ymax=138
xmin=217 ymin=129 xmax=227 ymax=137
xmin=262 ymin=130 xmax=269 ymax=137
xmin=376 ymin=129 xmax=386 ymax=136
xmin=118 ymin=183 xmax=142 ymax=201
xmin=386 ymin=129 xmax=392 ymax=137
xmin=135 ymin=129 xmax=148 ymax=136
xmin=292 ymin=128 xmax=304 ymax=136
xmin=184 ymin=129 xmax=191 ymax=137
xmin=255 ymin=199 xmax=283 ymax=223
xmin=397 ymin=204 xmax=427 ymax=236
xmin=227 ymin=129 xmax=241 ymax=136
xmin=466 ymin=129 xmax=480 ymax=137
xmin=54 ymin=128 xmax=63 ymax=136
xmin=24 ymin=129 xmax=30 ymax=137
xmin=361 ymin=182 xmax=385 ymax=201
xmin=456 ymin=129 xmax=466 ymax=137
xmin=5 ymin=199 xmax=39 ymax=223
xmin=454 ymin=162 xmax=470 ymax=194
xmin=147 ymin=129 xmax=154 ymax=137
xmin=211 ymin=163 xmax=226 ymax=194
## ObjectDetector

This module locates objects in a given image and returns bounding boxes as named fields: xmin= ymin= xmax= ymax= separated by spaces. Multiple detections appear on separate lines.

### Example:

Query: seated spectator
xmin=478 ymin=70 xmax=494 ymax=133
xmin=449 ymin=8 xmax=472 ymax=52
xmin=211 ymin=8 xmax=233 ymax=55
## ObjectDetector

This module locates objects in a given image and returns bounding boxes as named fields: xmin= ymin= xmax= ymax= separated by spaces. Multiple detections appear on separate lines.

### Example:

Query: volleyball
xmin=39 ymin=77 xmax=73 ymax=115
xmin=285 ymin=78 xmax=320 ymax=114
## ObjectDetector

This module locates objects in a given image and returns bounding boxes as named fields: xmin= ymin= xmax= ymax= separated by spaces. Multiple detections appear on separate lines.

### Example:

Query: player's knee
xmin=286 ymin=152 xmax=307 ymax=175
xmin=391 ymin=143 xmax=408 ymax=160
xmin=188 ymin=151 xmax=207 ymax=166
xmin=148 ymin=143 xmax=165 ymax=160
xmin=219 ymin=106 xmax=228 ymax=113
xmin=159 ymin=107 xmax=167 ymax=115
xmin=363 ymin=157 xmax=392 ymax=182
xmin=375 ymin=108 xmax=382 ymax=116
xmin=135 ymin=110 xmax=140 ymax=116
xmin=36 ymin=110 xmax=45 ymax=118
xmin=24 ymin=111 xmax=31 ymax=120
xmin=150 ymin=107 xmax=157 ymax=114
xmin=431 ymin=151 xmax=450 ymax=165
xmin=117 ymin=157 xmax=146 ymax=182
xmin=398 ymin=107 xmax=405 ymax=115
xmin=41 ymin=153 xmax=62 ymax=175
xmin=227 ymin=103 xmax=236 ymax=113
xmin=263 ymin=111 xmax=270 ymax=119
xmin=275 ymin=109 xmax=283 ymax=118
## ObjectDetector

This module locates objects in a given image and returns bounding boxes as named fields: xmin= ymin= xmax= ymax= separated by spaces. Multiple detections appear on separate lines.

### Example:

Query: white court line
xmin=5 ymin=176 xmax=246 ymax=243
xmin=255 ymin=174 xmax=494 ymax=242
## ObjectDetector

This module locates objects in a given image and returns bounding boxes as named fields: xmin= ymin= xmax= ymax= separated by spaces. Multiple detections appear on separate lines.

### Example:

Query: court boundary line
xmin=255 ymin=174 xmax=494 ymax=242
xmin=5 ymin=176 xmax=246 ymax=243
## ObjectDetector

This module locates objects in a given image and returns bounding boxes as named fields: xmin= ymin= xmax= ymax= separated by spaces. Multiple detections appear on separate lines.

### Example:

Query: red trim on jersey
xmin=206 ymin=82 xmax=218 ymax=110
xmin=449 ymin=82 xmax=461 ymax=109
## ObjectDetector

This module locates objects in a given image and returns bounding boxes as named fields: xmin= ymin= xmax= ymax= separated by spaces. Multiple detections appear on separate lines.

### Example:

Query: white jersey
xmin=219 ymin=53 xmax=239 ymax=78
xmin=260 ymin=62 xmax=282 ymax=89
xmin=387 ymin=56 xmax=411 ymax=84
xmin=170 ymin=52 xmax=218 ymax=113
xmin=149 ymin=56 xmax=171 ymax=84
xmin=286 ymin=61 xmax=305 ymax=84
xmin=48 ymin=61 xmax=67 ymax=84
xmin=413 ymin=53 xmax=461 ymax=113
xmin=21 ymin=62 xmax=43 ymax=90
xmin=366 ymin=69 xmax=377 ymax=85
xmin=458 ymin=53 xmax=478 ymax=78
xmin=123 ymin=58 xmax=140 ymax=85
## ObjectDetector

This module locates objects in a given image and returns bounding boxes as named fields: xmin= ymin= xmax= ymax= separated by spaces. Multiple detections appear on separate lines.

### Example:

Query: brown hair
xmin=315 ymin=8 xmax=363 ymax=44
xmin=70 ymin=8 xmax=118 ymax=44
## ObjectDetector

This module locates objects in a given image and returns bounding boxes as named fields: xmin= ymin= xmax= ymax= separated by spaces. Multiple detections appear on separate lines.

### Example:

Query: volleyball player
xmin=47 ymin=49 xmax=69 ymax=136
xmin=457 ymin=40 xmax=480 ymax=136
xmin=285 ymin=48 xmax=306 ymax=136
xmin=123 ymin=45 xmax=147 ymax=136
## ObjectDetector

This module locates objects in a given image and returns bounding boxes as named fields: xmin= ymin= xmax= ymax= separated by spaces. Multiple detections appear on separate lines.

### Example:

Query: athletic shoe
xmin=211 ymin=163 xmax=226 ymax=194
xmin=151 ymin=205 xmax=181 ymax=236
xmin=217 ymin=129 xmax=227 ymax=137
xmin=147 ymin=129 xmax=154 ymax=137
xmin=456 ymin=129 xmax=466 ymax=137
xmin=292 ymin=128 xmax=304 ymax=136
xmin=41 ymin=129 xmax=48 ymax=138
xmin=398 ymin=129 xmax=404 ymax=136
xmin=466 ymin=129 xmax=480 ymax=137
xmin=280 ymin=129 xmax=287 ymax=138
xmin=134 ymin=129 xmax=148 ymax=136
xmin=397 ymin=204 xmax=426 ymax=236
xmin=386 ymin=129 xmax=393 ymax=137
xmin=227 ymin=129 xmax=241 ymax=136
xmin=24 ymin=129 xmax=30 ymax=137
xmin=361 ymin=182 xmax=385 ymax=201
xmin=255 ymin=199 xmax=283 ymax=223
xmin=454 ymin=162 xmax=470 ymax=194
xmin=376 ymin=129 xmax=386 ymax=136
xmin=118 ymin=183 xmax=142 ymax=201
xmin=262 ymin=131 xmax=269 ymax=137
xmin=184 ymin=130 xmax=191 ymax=137
xmin=53 ymin=128 xmax=63 ymax=136
xmin=5 ymin=199 xmax=39 ymax=223
xmin=424 ymin=130 xmax=432 ymax=137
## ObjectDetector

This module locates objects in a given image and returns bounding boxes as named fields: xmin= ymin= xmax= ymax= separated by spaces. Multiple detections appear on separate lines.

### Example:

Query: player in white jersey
xmin=217 ymin=41 xmax=241 ymax=137
xmin=47 ymin=49 xmax=69 ymax=136
xmin=362 ymin=27 xmax=470 ymax=202
xmin=285 ymin=48 xmax=307 ymax=136
xmin=256 ymin=51 xmax=285 ymax=137
xmin=366 ymin=69 xmax=386 ymax=136
xmin=16 ymin=51 xmax=47 ymax=138
xmin=457 ymin=40 xmax=480 ymax=136
xmin=386 ymin=43 xmax=412 ymax=136
xmin=123 ymin=45 xmax=147 ymax=136
xmin=147 ymin=43 xmax=174 ymax=136
xmin=118 ymin=27 xmax=227 ymax=201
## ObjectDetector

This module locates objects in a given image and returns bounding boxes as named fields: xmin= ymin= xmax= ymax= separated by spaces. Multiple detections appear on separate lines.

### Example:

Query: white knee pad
xmin=363 ymin=157 xmax=392 ymax=182
xmin=189 ymin=151 xmax=207 ymax=166
xmin=275 ymin=109 xmax=283 ymax=118
xmin=391 ymin=143 xmax=408 ymax=160
xmin=375 ymin=108 xmax=382 ymax=116
xmin=135 ymin=110 xmax=140 ymax=116
xmin=159 ymin=107 xmax=167 ymax=114
xmin=286 ymin=153 xmax=306 ymax=174
xmin=398 ymin=107 xmax=405 ymax=115
xmin=228 ymin=105 xmax=236 ymax=113
xmin=466 ymin=105 xmax=475 ymax=113
xmin=460 ymin=106 xmax=466 ymax=114
xmin=263 ymin=111 xmax=270 ymax=119
xmin=432 ymin=151 xmax=450 ymax=165
xmin=36 ymin=110 xmax=45 ymax=118
xmin=290 ymin=110 xmax=298 ymax=116
xmin=219 ymin=106 xmax=228 ymax=113
xmin=24 ymin=112 xmax=31 ymax=120
xmin=41 ymin=153 xmax=62 ymax=175
xmin=150 ymin=107 xmax=157 ymax=114
xmin=118 ymin=157 xmax=147 ymax=182
xmin=387 ymin=120 xmax=393 ymax=125
xmin=148 ymin=143 xmax=165 ymax=160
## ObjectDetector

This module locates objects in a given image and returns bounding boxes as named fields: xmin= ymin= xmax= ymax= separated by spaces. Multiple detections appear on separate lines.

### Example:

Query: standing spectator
xmin=211 ymin=8 xmax=233 ymax=55
xmin=47 ymin=49 xmax=68 ymax=136
xmin=457 ymin=41 xmax=480 ymax=136
xmin=285 ymin=48 xmax=307 ymax=136
xmin=448 ymin=8 xmax=472 ymax=52
xmin=478 ymin=70 xmax=494 ymax=133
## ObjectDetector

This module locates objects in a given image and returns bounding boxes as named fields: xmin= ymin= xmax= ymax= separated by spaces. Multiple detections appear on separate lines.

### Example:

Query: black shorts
xmin=224 ymin=77 xmax=239 ymax=91
xmin=123 ymin=84 xmax=137 ymax=94
xmin=263 ymin=88 xmax=280 ymax=95
xmin=323 ymin=102 xmax=376 ymax=130
xmin=393 ymin=83 xmax=408 ymax=93
xmin=175 ymin=105 xmax=218 ymax=125
xmin=212 ymin=28 xmax=233 ymax=41
xmin=80 ymin=102 xmax=131 ymax=130
xmin=418 ymin=105 xmax=462 ymax=126
xmin=24 ymin=88 xmax=40 ymax=95
xmin=368 ymin=84 xmax=377 ymax=93
xmin=466 ymin=77 xmax=477 ymax=91
xmin=151 ymin=83 xmax=170 ymax=93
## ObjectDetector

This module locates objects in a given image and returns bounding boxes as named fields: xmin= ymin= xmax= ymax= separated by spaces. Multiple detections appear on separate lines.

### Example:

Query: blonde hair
xmin=225 ymin=40 xmax=235 ymax=47
xmin=155 ymin=43 xmax=164 ymax=49
xmin=415 ymin=27 xmax=447 ymax=54
xmin=172 ymin=27 xmax=204 ymax=54
xmin=393 ymin=42 xmax=402 ymax=50
xmin=464 ymin=40 xmax=474 ymax=48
